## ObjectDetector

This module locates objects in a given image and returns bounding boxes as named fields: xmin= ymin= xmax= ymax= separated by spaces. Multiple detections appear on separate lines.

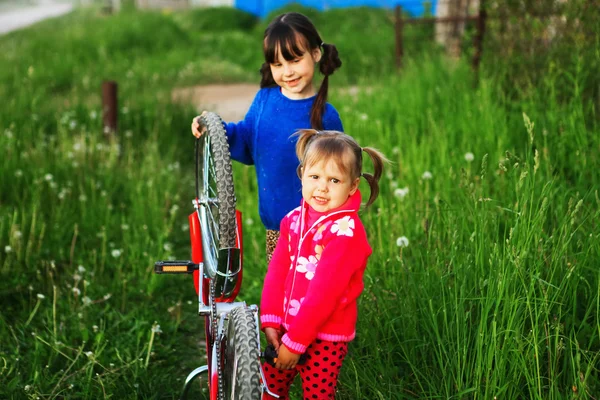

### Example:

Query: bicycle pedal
xmin=154 ymin=260 xmax=199 ymax=274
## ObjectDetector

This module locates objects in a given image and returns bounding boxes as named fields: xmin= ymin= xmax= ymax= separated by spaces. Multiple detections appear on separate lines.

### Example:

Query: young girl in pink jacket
xmin=260 ymin=129 xmax=387 ymax=399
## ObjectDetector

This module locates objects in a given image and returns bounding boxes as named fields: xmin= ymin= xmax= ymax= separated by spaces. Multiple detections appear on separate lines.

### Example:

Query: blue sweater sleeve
xmin=323 ymin=104 xmax=344 ymax=132
xmin=225 ymin=90 xmax=263 ymax=165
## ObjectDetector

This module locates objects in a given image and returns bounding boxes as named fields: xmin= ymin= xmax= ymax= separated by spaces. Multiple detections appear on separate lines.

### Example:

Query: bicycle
xmin=153 ymin=112 xmax=279 ymax=400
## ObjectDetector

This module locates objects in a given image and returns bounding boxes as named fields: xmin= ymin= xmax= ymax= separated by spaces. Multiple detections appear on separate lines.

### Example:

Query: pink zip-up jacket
xmin=260 ymin=190 xmax=372 ymax=354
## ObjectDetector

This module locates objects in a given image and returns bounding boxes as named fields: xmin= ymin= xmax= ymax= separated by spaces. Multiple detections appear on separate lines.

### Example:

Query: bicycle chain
xmin=210 ymin=280 xmax=224 ymax=400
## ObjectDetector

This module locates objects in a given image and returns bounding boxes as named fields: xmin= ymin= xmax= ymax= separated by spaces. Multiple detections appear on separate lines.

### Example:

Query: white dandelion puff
xmin=5 ymin=245 xmax=12 ymax=253
xmin=464 ymin=152 xmax=475 ymax=162
xmin=111 ymin=249 xmax=122 ymax=258
xmin=421 ymin=171 xmax=433 ymax=180
xmin=394 ymin=187 xmax=409 ymax=200
xmin=78 ymin=265 xmax=86 ymax=273
xmin=44 ymin=174 xmax=53 ymax=181
xmin=152 ymin=324 xmax=162 ymax=334
xmin=396 ymin=236 xmax=410 ymax=248
xmin=37 ymin=293 xmax=45 ymax=299
xmin=72 ymin=287 xmax=81 ymax=296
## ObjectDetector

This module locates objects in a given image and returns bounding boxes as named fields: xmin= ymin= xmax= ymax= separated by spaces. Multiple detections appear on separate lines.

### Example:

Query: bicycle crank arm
xmin=154 ymin=260 xmax=200 ymax=274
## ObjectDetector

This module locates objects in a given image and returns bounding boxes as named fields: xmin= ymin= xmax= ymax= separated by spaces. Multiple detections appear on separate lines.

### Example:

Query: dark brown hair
xmin=295 ymin=130 xmax=387 ymax=207
xmin=260 ymin=12 xmax=342 ymax=130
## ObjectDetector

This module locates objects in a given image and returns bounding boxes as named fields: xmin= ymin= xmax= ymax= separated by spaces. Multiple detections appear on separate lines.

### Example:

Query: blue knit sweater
xmin=225 ymin=86 xmax=343 ymax=230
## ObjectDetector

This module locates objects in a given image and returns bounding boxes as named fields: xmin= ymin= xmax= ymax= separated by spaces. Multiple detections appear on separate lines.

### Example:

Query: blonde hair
xmin=294 ymin=130 xmax=388 ymax=207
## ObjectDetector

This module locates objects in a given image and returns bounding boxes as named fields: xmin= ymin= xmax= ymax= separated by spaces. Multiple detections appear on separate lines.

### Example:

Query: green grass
xmin=0 ymin=3 xmax=599 ymax=399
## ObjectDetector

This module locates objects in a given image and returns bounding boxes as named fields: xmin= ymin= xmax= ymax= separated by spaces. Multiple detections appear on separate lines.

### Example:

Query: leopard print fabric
xmin=266 ymin=230 xmax=280 ymax=262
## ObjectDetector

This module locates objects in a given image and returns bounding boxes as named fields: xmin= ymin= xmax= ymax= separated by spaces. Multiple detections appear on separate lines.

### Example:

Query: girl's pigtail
xmin=294 ymin=129 xmax=320 ymax=177
xmin=310 ymin=43 xmax=342 ymax=130
xmin=260 ymin=62 xmax=276 ymax=88
xmin=361 ymin=147 xmax=388 ymax=207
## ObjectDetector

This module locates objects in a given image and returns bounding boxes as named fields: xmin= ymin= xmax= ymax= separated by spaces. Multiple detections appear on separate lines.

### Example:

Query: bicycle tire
xmin=222 ymin=307 xmax=261 ymax=400
xmin=195 ymin=112 xmax=237 ymax=254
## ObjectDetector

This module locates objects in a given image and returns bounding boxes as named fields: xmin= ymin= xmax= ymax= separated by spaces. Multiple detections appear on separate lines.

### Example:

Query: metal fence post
xmin=472 ymin=1 xmax=487 ymax=80
xmin=395 ymin=5 xmax=404 ymax=70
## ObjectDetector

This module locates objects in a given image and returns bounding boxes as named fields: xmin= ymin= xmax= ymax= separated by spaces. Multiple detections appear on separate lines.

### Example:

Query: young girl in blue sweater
xmin=191 ymin=12 xmax=343 ymax=259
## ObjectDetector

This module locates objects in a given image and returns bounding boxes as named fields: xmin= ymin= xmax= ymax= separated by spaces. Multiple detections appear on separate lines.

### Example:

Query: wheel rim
xmin=196 ymin=136 xmax=220 ymax=277
xmin=223 ymin=329 xmax=237 ymax=399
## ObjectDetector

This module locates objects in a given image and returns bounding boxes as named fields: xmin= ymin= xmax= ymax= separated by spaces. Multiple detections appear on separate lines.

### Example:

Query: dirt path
xmin=172 ymin=83 xmax=365 ymax=122
xmin=172 ymin=83 xmax=260 ymax=122
xmin=0 ymin=0 xmax=74 ymax=35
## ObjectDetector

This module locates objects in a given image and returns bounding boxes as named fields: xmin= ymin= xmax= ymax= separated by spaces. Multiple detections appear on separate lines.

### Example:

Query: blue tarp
xmin=235 ymin=0 xmax=437 ymax=18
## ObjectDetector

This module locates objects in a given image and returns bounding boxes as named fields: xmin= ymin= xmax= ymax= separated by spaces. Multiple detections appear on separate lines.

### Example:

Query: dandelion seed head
xmin=72 ymin=287 xmax=81 ymax=296
xmin=421 ymin=171 xmax=433 ymax=180
xmin=394 ymin=187 xmax=409 ymax=200
xmin=5 ymin=245 xmax=12 ymax=253
xmin=111 ymin=249 xmax=122 ymax=258
xmin=37 ymin=293 xmax=45 ymax=299
xmin=396 ymin=236 xmax=410 ymax=248
xmin=44 ymin=174 xmax=53 ymax=181
xmin=464 ymin=152 xmax=475 ymax=162
xmin=24 ymin=385 xmax=31 ymax=392
xmin=152 ymin=324 xmax=162 ymax=334
xmin=78 ymin=265 xmax=86 ymax=273
xmin=359 ymin=113 xmax=368 ymax=121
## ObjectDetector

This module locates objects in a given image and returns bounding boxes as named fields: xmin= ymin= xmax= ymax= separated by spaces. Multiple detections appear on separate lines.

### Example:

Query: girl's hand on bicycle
xmin=264 ymin=327 xmax=282 ymax=350
xmin=275 ymin=345 xmax=301 ymax=370
xmin=191 ymin=111 xmax=208 ymax=138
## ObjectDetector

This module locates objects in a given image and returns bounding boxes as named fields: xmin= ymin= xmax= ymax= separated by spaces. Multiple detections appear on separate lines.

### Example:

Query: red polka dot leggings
xmin=262 ymin=339 xmax=348 ymax=400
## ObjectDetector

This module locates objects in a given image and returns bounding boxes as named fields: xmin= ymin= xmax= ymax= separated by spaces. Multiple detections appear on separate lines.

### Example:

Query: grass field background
xmin=1 ymin=2 xmax=599 ymax=399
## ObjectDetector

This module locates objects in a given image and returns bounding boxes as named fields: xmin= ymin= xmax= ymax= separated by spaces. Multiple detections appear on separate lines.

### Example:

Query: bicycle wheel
xmin=222 ymin=306 xmax=261 ymax=400
xmin=195 ymin=112 xmax=237 ymax=276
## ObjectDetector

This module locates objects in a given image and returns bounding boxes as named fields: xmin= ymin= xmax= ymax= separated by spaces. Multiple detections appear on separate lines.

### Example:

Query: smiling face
xmin=301 ymin=157 xmax=359 ymax=213
xmin=269 ymin=43 xmax=321 ymax=100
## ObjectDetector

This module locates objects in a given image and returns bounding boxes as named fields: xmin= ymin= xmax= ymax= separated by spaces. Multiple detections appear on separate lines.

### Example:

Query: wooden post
xmin=472 ymin=1 xmax=487 ymax=81
xmin=102 ymin=81 xmax=118 ymax=136
xmin=395 ymin=5 xmax=404 ymax=70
